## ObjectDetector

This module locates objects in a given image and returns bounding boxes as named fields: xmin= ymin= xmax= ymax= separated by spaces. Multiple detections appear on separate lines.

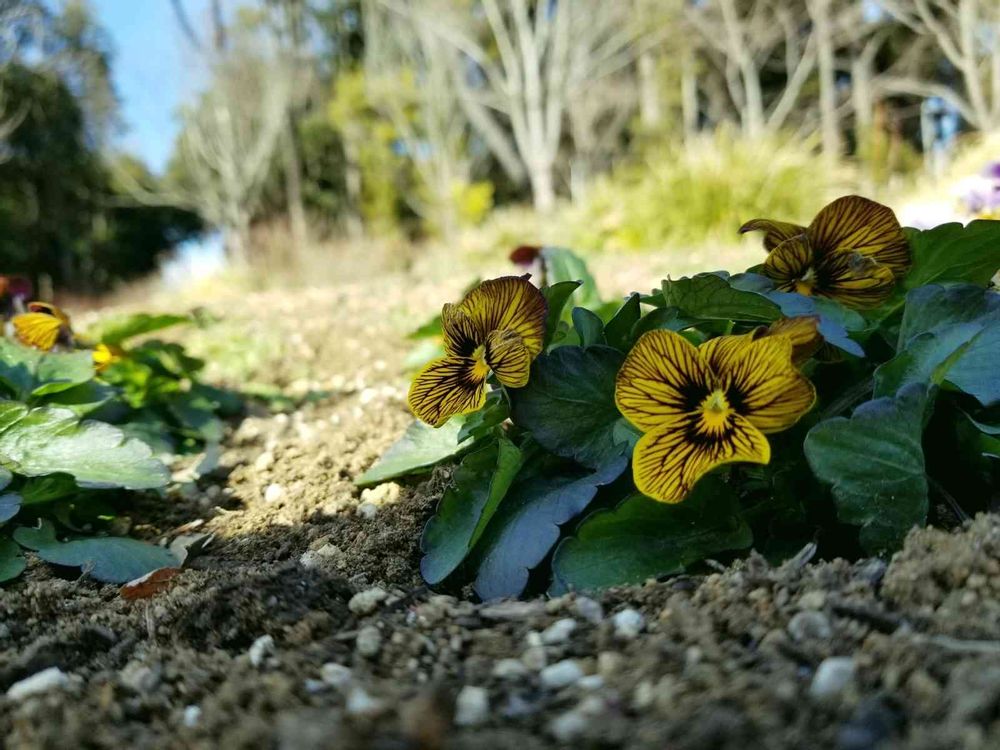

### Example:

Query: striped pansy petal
xmin=12 ymin=303 xmax=72 ymax=351
xmin=759 ymin=316 xmax=822 ymax=364
xmin=814 ymin=251 xmax=897 ymax=308
xmin=441 ymin=303 xmax=482 ymax=358
xmin=632 ymin=411 xmax=770 ymax=503
xmin=808 ymin=195 xmax=909 ymax=276
xmin=763 ymin=235 xmax=814 ymax=294
xmin=485 ymin=329 xmax=532 ymax=388
xmin=738 ymin=218 xmax=807 ymax=252
xmin=615 ymin=330 xmax=712 ymax=433
xmin=407 ymin=356 xmax=488 ymax=428
xmin=457 ymin=275 xmax=547 ymax=357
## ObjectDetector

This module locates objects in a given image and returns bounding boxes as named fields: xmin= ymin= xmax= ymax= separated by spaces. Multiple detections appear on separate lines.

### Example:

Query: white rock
xmin=578 ymin=675 xmax=605 ymax=691
xmin=348 ymin=587 xmax=388 ymax=616
xmin=549 ymin=710 xmax=589 ymax=742
xmin=612 ymin=608 xmax=645 ymax=640
xmin=492 ymin=658 xmax=530 ymax=680
xmin=360 ymin=483 xmax=401 ymax=506
xmin=264 ymin=483 xmax=284 ymax=503
xmin=521 ymin=645 xmax=548 ymax=671
xmin=6 ymin=668 xmax=69 ymax=700
xmin=248 ymin=634 xmax=275 ymax=667
xmin=787 ymin=610 xmax=833 ymax=642
xmin=454 ymin=686 xmax=490 ymax=726
xmin=575 ymin=597 xmax=604 ymax=624
xmin=182 ymin=705 xmax=202 ymax=727
xmin=540 ymin=659 xmax=585 ymax=690
xmin=254 ymin=451 xmax=275 ymax=472
xmin=356 ymin=502 xmax=378 ymax=519
xmin=119 ymin=661 xmax=161 ymax=693
xmin=321 ymin=663 xmax=353 ymax=690
xmin=541 ymin=618 xmax=577 ymax=645
xmin=345 ymin=686 xmax=384 ymax=717
xmin=356 ymin=625 xmax=383 ymax=658
xmin=809 ymin=657 xmax=856 ymax=701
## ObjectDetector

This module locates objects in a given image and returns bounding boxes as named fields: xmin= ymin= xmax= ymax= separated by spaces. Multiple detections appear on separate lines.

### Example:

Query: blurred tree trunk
xmin=282 ymin=113 xmax=309 ymax=253
xmin=637 ymin=51 xmax=662 ymax=129
xmin=809 ymin=0 xmax=840 ymax=162
xmin=681 ymin=45 xmax=698 ymax=142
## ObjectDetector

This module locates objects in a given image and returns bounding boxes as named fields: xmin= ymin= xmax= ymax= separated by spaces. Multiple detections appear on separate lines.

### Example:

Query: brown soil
xmin=1 ymin=255 xmax=999 ymax=750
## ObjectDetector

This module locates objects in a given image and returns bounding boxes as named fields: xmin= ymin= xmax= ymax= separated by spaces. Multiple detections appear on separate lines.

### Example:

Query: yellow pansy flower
xmin=757 ymin=315 xmax=822 ymax=365
xmin=740 ymin=195 xmax=910 ymax=308
xmin=92 ymin=343 xmax=124 ymax=372
xmin=615 ymin=330 xmax=816 ymax=503
xmin=408 ymin=276 xmax=547 ymax=427
xmin=12 ymin=302 xmax=73 ymax=351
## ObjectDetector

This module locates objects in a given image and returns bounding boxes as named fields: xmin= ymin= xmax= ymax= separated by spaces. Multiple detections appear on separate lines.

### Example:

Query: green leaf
xmin=603 ymin=293 xmax=641 ymax=351
xmin=420 ymin=437 xmax=524 ymax=585
xmin=550 ymin=476 xmax=752 ymax=593
xmin=472 ymin=456 xmax=628 ymax=600
xmin=572 ymin=307 xmax=605 ymax=347
xmin=14 ymin=520 xmax=178 ymax=584
xmin=509 ymin=345 xmax=629 ymax=469
xmin=766 ymin=292 xmax=866 ymax=357
xmin=0 ymin=538 xmax=25 ymax=582
xmin=457 ymin=391 xmax=509 ymax=443
xmin=541 ymin=247 xmax=602 ymax=310
xmin=86 ymin=313 xmax=191 ymax=346
xmin=804 ymin=384 xmax=929 ymax=554
xmin=874 ymin=322 xmax=982 ymax=398
xmin=630 ymin=307 xmax=697 ymax=340
xmin=20 ymin=474 xmax=78 ymax=505
xmin=542 ymin=280 xmax=582 ymax=348
xmin=0 ymin=340 xmax=95 ymax=401
xmin=662 ymin=273 xmax=781 ymax=322
xmin=904 ymin=221 xmax=1000 ymax=289
xmin=356 ymin=414 xmax=479 ymax=487
xmin=0 ymin=403 xmax=170 ymax=489
xmin=897 ymin=284 xmax=1000 ymax=346
xmin=0 ymin=494 xmax=20 ymax=523
xmin=42 ymin=380 xmax=117 ymax=416
xmin=0 ymin=467 xmax=11 ymax=491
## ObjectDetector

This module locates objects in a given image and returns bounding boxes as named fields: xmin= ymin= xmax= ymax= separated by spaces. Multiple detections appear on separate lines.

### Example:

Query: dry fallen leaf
xmin=120 ymin=567 xmax=182 ymax=600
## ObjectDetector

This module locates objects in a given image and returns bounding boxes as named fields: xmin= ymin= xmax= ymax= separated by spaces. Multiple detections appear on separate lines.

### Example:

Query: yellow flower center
xmin=696 ymin=389 xmax=733 ymax=435
xmin=795 ymin=266 xmax=816 ymax=296
xmin=471 ymin=344 xmax=490 ymax=380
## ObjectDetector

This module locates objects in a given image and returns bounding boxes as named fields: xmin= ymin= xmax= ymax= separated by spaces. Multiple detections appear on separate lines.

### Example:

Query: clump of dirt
xmin=1 ymin=273 xmax=999 ymax=749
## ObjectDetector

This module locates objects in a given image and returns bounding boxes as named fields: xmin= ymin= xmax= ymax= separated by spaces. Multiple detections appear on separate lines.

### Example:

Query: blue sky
xmin=92 ymin=0 xmax=211 ymax=174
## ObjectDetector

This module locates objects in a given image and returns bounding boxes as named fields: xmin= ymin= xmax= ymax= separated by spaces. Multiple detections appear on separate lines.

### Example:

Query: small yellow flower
xmin=92 ymin=343 xmax=124 ymax=372
xmin=408 ymin=276 xmax=547 ymax=427
xmin=740 ymin=195 xmax=910 ymax=308
xmin=12 ymin=302 xmax=73 ymax=351
xmin=616 ymin=330 xmax=816 ymax=503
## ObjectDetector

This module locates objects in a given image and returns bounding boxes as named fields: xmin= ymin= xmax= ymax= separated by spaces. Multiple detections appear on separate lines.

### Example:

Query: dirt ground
xmin=2 ymin=250 xmax=999 ymax=749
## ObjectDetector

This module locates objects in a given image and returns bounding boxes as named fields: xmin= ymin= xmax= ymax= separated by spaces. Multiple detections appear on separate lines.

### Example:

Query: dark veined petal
xmin=458 ymin=276 xmax=547 ymax=357
xmin=738 ymin=218 xmax=807 ymax=252
xmin=441 ymin=303 xmax=483 ymax=357
xmin=807 ymin=195 xmax=909 ymax=275
xmin=407 ymin=356 xmax=487 ymax=427
xmin=12 ymin=312 xmax=66 ymax=351
xmin=700 ymin=334 xmax=816 ymax=433
xmin=632 ymin=412 xmax=770 ymax=503
xmin=762 ymin=235 xmax=814 ymax=292
xmin=485 ymin=329 xmax=531 ymax=388
xmin=814 ymin=251 xmax=897 ymax=308
xmin=615 ymin=330 xmax=712 ymax=432
xmin=759 ymin=316 xmax=822 ymax=364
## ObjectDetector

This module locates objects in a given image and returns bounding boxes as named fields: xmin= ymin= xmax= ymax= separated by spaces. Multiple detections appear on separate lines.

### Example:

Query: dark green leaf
xmin=0 ymin=538 xmax=25 ymax=582
xmin=804 ymin=384 xmax=929 ymax=554
xmin=630 ymin=307 xmax=697 ymax=340
xmin=603 ymin=294 xmax=641 ymax=350
xmin=42 ymin=380 xmax=117 ymax=416
xmin=20 ymin=474 xmax=78 ymax=504
xmin=356 ymin=415 xmax=478 ymax=487
xmin=662 ymin=273 xmax=781 ymax=322
xmin=874 ymin=322 xmax=982 ymax=398
xmin=542 ymin=280 xmax=583 ymax=348
xmin=86 ymin=313 xmax=191 ymax=346
xmin=766 ymin=292 xmax=865 ymax=357
xmin=897 ymin=284 xmax=1000 ymax=346
xmin=457 ymin=391 xmax=509 ymax=443
xmin=472 ymin=456 xmax=628 ymax=600
xmin=572 ymin=307 xmax=605 ymax=347
xmin=541 ymin=247 xmax=602 ymax=310
xmin=510 ymin=345 xmax=629 ymax=469
xmin=0 ymin=340 xmax=95 ymax=401
xmin=0 ymin=493 xmax=20 ymax=523
xmin=904 ymin=222 xmax=1000 ymax=289
xmin=14 ymin=520 xmax=178 ymax=584
xmin=420 ymin=437 xmax=524 ymax=585
xmin=550 ymin=476 xmax=752 ymax=593
xmin=0 ymin=468 xmax=11 ymax=491
xmin=0 ymin=403 xmax=169 ymax=489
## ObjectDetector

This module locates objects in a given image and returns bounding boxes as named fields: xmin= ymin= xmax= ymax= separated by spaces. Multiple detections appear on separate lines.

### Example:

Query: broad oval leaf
xmin=0 ymin=340 xmax=95 ymax=401
xmin=472 ymin=456 xmax=628 ymax=600
xmin=904 ymin=221 xmax=1000 ymax=289
xmin=509 ymin=345 xmax=629 ymax=469
xmin=572 ymin=307 xmax=605 ymax=347
xmin=897 ymin=284 xmax=1000 ymax=347
xmin=542 ymin=280 xmax=583 ymax=348
xmin=0 ymin=403 xmax=169 ymax=489
xmin=0 ymin=538 xmax=26 ymax=582
xmin=661 ymin=273 xmax=781 ymax=323
xmin=805 ymin=384 xmax=929 ymax=554
xmin=420 ymin=437 xmax=524 ymax=585
xmin=0 ymin=493 xmax=21 ymax=524
xmin=14 ymin=520 xmax=178 ymax=584
xmin=357 ymin=414 xmax=478 ymax=488
xmin=550 ymin=476 xmax=752 ymax=594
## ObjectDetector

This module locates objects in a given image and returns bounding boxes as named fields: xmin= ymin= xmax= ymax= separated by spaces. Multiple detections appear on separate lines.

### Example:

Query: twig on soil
xmin=912 ymin=634 xmax=1000 ymax=654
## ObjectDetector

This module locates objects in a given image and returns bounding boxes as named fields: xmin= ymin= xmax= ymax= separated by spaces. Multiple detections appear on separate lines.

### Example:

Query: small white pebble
xmin=575 ymin=597 xmax=604 ymax=624
xmin=348 ymin=587 xmax=388 ymax=616
xmin=578 ymin=675 xmax=605 ymax=691
xmin=612 ymin=608 xmax=645 ymax=640
xmin=541 ymin=618 xmax=577 ymax=645
xmin=254 ymin=451 xmax=274 ymax=472
xmin=493 ymin=658 xmax=530 ymax=680
xmin=182 ymin=705 xmax=202 ymax=727
xmin=321 ymin=663 xmax=353 ymax=690
xmin=345 ymin=686 xmax=384 ymax=717
xmin=454 ymin=685 xmax=490 ymax=726
xmin=355 ymin=625 xmax=383 ymax=658
xmin=549 ymin=709 xmax=589 ymax=742
xmin=539 ymin=659 xmax=584 ymax=690
xmin=6 ymin=668 xmax=69 ymax=700
xmin=264 ymin=483 xmax=284 ymax=503
xmin=356 ymin=502 xmax=378 ymax=519
xmin=248 ymin=635 xmax=275 ymax=668
xmin=809 ymin=657 xmax=856 ymax=701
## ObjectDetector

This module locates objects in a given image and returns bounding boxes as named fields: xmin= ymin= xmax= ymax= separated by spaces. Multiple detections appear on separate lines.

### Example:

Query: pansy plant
xmin=365 ymin=195 xmax=1000 ymax=600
